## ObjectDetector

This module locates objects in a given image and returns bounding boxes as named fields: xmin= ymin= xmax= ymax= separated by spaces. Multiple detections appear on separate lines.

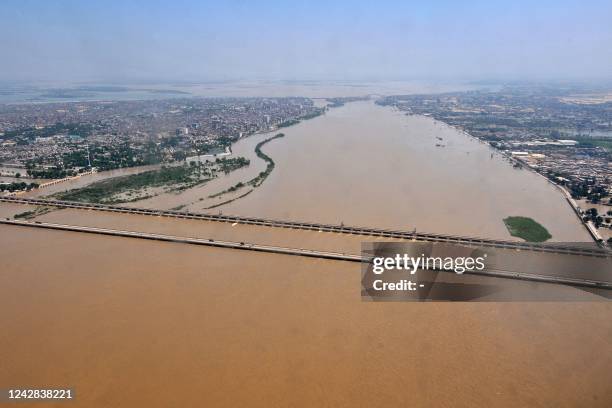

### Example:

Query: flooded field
xmin=1 ymin=226 xmax=611 ymax=407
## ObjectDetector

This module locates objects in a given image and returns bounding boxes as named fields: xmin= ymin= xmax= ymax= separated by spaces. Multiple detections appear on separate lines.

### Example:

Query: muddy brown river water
xmin=31 ymin=101 xmax=590 ymax=241
xmin=216 ymin=101 xmax=591 ymax=240
xmin=0 ymin=226 xmax=610 ymax=407
xmin=1 ymin=99 xmax=610 ymax=407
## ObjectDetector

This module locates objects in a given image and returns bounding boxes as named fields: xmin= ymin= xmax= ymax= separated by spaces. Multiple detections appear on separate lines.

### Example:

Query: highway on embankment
xmin=1 ymin=196 xmax=610 ymax=258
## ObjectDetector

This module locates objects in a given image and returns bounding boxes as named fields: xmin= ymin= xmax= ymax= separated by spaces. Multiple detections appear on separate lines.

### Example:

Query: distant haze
xmin=1 ymin=0 xmax=611 ymax=82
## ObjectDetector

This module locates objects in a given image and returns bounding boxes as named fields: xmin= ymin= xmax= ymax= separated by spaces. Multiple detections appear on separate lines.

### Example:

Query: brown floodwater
xmin=23 ymin=100 xmax=590 ymax=242
xmin=1 ymin=226 xmax=611 ymax=407
xmin=220 ymin=101 xmax=591 ymax=240
xmin=30 ymin=208 xmax=611 ymax=286
xmin=1 ymin=95 xmax=609 ymax=407
xmin=117 ymin=101 xmax=591 ymax=241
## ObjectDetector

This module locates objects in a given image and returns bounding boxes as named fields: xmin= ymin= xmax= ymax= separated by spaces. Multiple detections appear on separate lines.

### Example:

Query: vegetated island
xmin=51 ymin=157 xmax=249 ymax=205
xmin=205 ymin=133 xmax=285 ymax=207
xmin=249 ymin=133 xmax=284 ymax=187
xmin=503 ymin=216 xmax=552 ymax=242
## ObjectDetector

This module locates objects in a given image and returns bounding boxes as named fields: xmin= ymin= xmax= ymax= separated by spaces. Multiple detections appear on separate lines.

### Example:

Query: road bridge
xmin=1 ymin=218 xmax=610 ymax=290
xmin=1 ymin=196 xmax=610 ymax=258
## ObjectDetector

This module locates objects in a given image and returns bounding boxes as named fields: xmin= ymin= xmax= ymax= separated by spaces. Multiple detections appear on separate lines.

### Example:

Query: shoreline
xmin=401 ymin=109 xmax=603 ymax=245
xmin=2 ymin=101 xmax=329 ymax=200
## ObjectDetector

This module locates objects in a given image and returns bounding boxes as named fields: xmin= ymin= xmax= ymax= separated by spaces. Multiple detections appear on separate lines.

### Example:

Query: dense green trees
xmin=247 ymin=133 xmax=284 ymax=187
xmin=0 ymin=182 xmax=39 ymax=192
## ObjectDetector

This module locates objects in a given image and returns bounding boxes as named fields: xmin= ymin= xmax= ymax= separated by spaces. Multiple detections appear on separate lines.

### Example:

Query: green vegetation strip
xmin=277 ymin=109 xmax=323 ymax=127
xmin=247 ymin=133 xmax=285 ymax=187
xmin=53 ymin=157 xmax=249 ymax=204
xmin=503 ymin=216 xmax=552 ymax=242
xmin=205 ymin=132 xmax=286 ymax=205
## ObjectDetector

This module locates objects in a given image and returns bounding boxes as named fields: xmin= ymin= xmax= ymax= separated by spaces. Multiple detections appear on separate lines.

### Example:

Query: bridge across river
xmin=1 ymin=196 xmax=610 ymax=258
xmin=2 ymin=218 xmax=610 ymax=290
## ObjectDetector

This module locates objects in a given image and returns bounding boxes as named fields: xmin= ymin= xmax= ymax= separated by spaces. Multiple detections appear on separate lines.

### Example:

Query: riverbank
xmin=203 ymin=133 xmax=286 ymax=209
xmin=214 ymin=101 xmax=591 ymax=241
xmin=418 ymin=112 xmax=602 ymax=244
xmin=51 ymin=158 xmax=250 ymax=205
xmin=9 ymin=100 xmax=593 ymax=242
xmin=503 ymin=149 xmax=603 ymax=244
xmin=114 ymin=109 xmax=332 ymax=212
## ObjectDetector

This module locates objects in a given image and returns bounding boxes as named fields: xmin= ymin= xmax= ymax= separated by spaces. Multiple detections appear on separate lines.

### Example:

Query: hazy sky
xmin=1 ymin=0 xmax=611 ymax=82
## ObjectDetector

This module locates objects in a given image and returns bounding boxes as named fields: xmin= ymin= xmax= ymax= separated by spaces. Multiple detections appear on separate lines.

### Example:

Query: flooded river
xmin=106 ymin=100 xmax=590 ymax=241
xmin=1 ymin=97 xmax=608 ymax=407
xmin=0 ymin=226 xmax=610 ymax=407
xmin=22 ymin=100 xmax=590 ymax=241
